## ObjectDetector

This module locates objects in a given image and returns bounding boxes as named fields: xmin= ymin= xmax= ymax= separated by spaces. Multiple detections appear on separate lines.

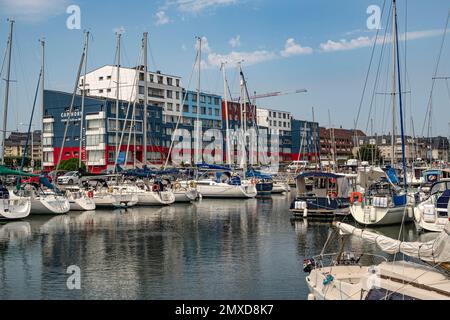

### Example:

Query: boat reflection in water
xmin=0 ymin=222 xmax=32 ymax=243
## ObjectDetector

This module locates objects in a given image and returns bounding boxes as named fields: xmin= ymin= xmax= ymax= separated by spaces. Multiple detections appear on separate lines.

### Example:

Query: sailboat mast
xmin=393 ymin=0 xmax=408 ymax=191
xmin=40 ymin=38 xmax=45 ymax=170
xmin=391 ymin=0 xmax=397 ymax=167
xmin=196 ymin=36 xmax=202 ymax=166
xmin=79 ymin=31 xmax=89 ymax=169
xmin=221 ymin=63 xmax=231 ymax=167
xmin=2 ymin=19 xmax=14 ymax=165
xmin=115 ymin=32 xmax=121 ymax=163
xmin=143 ymin=32 xmax=148 ymax=166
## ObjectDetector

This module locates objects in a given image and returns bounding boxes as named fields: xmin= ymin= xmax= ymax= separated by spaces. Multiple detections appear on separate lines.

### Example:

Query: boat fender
xmin=173 ymin=182 xmax=181 ymax=190
xmin=87 ymin=191 xmax=94 ymax=199
xmin=370 ymin=207 xmax=377 ymax=222
xmin=251 ymin=178 xmax=257 ymax=185
xmin=307 ymin=294 xmax=316 ymax=301
xmin=323 ymin=274 xmax=334 ymax=286
xmin=189 ymin=181 xmax=197 ymax=189
xmin=303 ymin=208 xmax=308 ymax=218
xmin=152 ymin=184 xmax=160 ymax=192
xmin=407 ymin=207 xmax=413 ymax=219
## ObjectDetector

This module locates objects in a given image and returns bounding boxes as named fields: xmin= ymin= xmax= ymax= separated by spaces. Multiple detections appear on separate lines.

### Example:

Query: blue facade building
xmin=291 ymin=119 xmax=320 ymax=161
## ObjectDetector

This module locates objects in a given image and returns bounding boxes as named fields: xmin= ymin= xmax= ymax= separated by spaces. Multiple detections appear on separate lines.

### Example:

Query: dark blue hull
xmin=257 ymin=182 xmax=273 ymax=196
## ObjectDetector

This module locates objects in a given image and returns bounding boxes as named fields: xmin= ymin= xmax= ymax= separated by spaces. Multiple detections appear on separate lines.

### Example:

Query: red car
xmin=22 ymin=171 xmax=53 ymax=185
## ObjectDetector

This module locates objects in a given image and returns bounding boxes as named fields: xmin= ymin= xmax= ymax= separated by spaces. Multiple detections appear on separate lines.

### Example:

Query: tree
xmin=357 ymin=144 xmax=383 ymax=163
xmin=58 ymin=158 xmax=87 ymax=171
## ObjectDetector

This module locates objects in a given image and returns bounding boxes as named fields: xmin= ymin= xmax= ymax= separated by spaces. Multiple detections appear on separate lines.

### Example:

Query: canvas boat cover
xmin=337 ymin=222 xmax=450 ymax=264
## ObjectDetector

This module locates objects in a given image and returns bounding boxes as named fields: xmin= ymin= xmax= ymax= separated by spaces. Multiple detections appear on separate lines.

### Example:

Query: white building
xmin=80 ymin=65 xmax=182 ymax=123
xmin=256 ymin=108 xmax=292 ymax=135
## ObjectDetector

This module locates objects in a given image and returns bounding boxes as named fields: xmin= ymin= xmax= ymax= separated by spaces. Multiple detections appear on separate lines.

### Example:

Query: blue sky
xmin=0 ymin=0 xmax=449 ymax=137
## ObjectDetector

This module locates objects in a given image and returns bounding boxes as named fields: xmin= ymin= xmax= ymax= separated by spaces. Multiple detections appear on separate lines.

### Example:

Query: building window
xmin=193 ymin=106 xmax=198 ymax=113
xmin=208 ymin=96 xmax=212 ymax=104
xmin=158 ymin=76 xmax=163 ymax=84
xmin=176 ymin=104 xmax=180 ymax=112
xmin=86 ymin=135 xmax=104 ymax=146
xmin=139 ymin=86 xmax=145 ymax=95
xmin=167 ymin=90 xmax=173 ymax=99
xmin=150 ymin=74 xmax=154 ymax=82
xmin=88 ymin=150 xmax=103 ymax=162
xmin=192 ymin=93 xmax=198 ymax=102
xmin=43 ymin=137 xmax=52 ymax=147
xmin=87 ymin=119 xmax=103 ymax=130
xmin=139 ymin=73 xmax=145 ymax=81
xmin=167 ymin=77 xmax=173 ymax=86
xmin=201 ymin=107 xmax=206 ymax=115
xmin=99 ymin=89 xmax=104 ymax=94
xmin=107 ymin=88 xmax=112 ymax=93
xmin=214 ymin=97 xmax=219 ymax=105
xmin=107 ymin=75 xmax=112 ymax=80
xmin=43 ymin=151 xmax=54 ymax=163
xmin=215 ymin=109 xmax=220 ymax=117
xmin=65 ymin=152 xmax=71 ymax=157
xmin=99 ymin=77 xmax=104 ymax=81
xmin=167 ymin=103 xmax=173 ymax=111
xmin=176 ymin=79 xmax=180 ymax=87
xmin=176 ymin=91 xmax=180 ymax=100
xmin=43 ymin=123 xmax=53 ymax=133
xmin=200 ymin=95 xmax=206 ymax=103
xmin=183 ymin=105 xmax=189 ymax=112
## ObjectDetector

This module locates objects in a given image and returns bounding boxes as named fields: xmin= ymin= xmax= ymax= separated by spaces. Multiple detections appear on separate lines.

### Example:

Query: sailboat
xmin=0 ymin=167 xmax=35 ymax=220
xmin=350 ymin=0 xmax=413 ymax=226
xmin=305 ymin=221 xmax=450 ymax=300
xmin=414 ymin=179 xmax=450 ymax=232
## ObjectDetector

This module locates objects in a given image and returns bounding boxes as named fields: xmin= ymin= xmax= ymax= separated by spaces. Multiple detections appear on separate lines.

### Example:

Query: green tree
xmin=357 ymin=145 xmax=383 ymax=163
xmin=58 ymin=158 xmax=87 ymax=171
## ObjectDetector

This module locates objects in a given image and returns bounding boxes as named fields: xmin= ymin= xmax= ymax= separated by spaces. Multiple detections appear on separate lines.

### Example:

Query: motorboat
xmin=290 ymin=172 xmax=353 ymax=218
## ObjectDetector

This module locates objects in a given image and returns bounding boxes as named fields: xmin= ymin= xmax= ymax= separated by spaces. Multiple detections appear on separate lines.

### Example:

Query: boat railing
xmin=311 ymin=252 xmax=389 ymax=269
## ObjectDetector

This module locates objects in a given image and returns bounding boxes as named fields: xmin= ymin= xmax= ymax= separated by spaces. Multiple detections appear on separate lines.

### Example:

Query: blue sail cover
xmin=246 ymin=169 xmax=273 ymax=180
xmin=39 ymin=177 xmax=61 ymax=193
xmin=196 ymin=163 xmax=232 ymax=171
xmin=386 ymin=167 xmax=400 ymax=185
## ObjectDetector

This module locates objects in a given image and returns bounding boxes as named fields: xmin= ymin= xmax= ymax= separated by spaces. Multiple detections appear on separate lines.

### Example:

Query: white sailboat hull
xmin=414 ymin=201 xmax=448 ymax=233
xmin=93 ymin=193 xmax=138 ymax=209
xmin=271 ymin=182 xmax=290 ymax=194
xmin=30 ymin=194 xmax=70 ymax=215
xmin=197 ymin=182 xmax=257 ymax=199
xmin=173 ymin=188 xmax=198 ymax=203
xmin=69 ymin=197 xmax=96 ymax=211
xmin=0 ymin=197 xmax=31 ymax=220
xmin=137 ymin=191 xmax=175 ymax=206
xmin=350 ymin=204 xmax=410 ymax=226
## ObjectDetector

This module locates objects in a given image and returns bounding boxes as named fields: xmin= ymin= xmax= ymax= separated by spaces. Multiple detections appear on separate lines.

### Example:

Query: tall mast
xmin=221 ymin=63 xmax=231 ymax=167
xmin=40 ymin=38 xmax=45 ymax=170
xmin=2 ymin=19 xmax=14 ymax=165
xmin=393 ymin=0 xmax=408 ymax=191
xmin=391 ymin=0 xmax=397 ymax=167
xmin=143 ymin=32 xmax=148 ymax=166
xmin=79 ymin=31 xmax=89 ymax=169
xmin=115 ymin=32 xmax=121 ymax=162
xmin=195 ymin=36 xmax=201 ymax=165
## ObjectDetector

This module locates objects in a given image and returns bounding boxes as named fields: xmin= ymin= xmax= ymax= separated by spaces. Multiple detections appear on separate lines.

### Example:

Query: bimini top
xmin=296 ymin=172 xmax=344 ymax=180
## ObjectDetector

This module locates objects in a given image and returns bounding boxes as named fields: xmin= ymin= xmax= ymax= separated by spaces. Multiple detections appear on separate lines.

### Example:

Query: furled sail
xmin=336 ymin=222 xmax=450 ymax=264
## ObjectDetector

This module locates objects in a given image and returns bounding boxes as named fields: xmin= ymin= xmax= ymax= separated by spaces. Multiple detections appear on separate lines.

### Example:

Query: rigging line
xmin=13 ymin=31 xmax=33 ymax=109
xmin=364 ymin=1 xmax=392 ymax=134
xmin=0 ymin=41 xmax=7 ymax=76
xmin=354 ymin=0 xmax=387 ymax=132
xmin=163 ymin=47 xmax=199 ymax=168
xmin=445 ymin=79 xmax=450 ymax=103
xmin=420 ymin=10 xmax=450 ymax=136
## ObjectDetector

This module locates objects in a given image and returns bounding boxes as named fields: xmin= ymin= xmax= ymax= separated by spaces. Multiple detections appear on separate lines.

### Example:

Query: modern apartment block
xmin=79 ymin=65 xmax=182 ymax=123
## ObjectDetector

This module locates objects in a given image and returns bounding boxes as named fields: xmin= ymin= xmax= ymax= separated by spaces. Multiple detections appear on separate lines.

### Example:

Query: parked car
xmin=57 ymin=171 xmax=81 ymax=185
xmin=48 ymin=170 xmax=68 ymax=181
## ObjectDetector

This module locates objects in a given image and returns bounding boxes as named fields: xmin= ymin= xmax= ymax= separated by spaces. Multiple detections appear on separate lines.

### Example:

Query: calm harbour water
xmin=0 ymin=192 xmax=432 ymax=300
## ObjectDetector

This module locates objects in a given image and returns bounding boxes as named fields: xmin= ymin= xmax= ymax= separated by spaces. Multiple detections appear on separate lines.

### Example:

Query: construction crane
xmin=231 ymin=89 xmax=307 ymax=102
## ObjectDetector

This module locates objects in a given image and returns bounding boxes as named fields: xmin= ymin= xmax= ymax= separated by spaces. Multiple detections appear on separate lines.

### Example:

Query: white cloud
xmin=155 ymin=10 xmax=170 ymax=26
xmin=174 ymin=0 xmax=239 ymax=13
xmin=280 ymin=38 xmax=313 ymax=57
xmin=113 ymin=26 xmax=126 ymax=34
xmin=229 ymin=35 xmax=241 ymax=48
xmin=199 ymin=36 xmax=311 ymax=69
xmin=195 ymin=36 xmax=212 ymax=54
xmin=0 ymin=0 xmax=69 ymax=21
xmin=320 ymin=28 xmax=449 ymax=52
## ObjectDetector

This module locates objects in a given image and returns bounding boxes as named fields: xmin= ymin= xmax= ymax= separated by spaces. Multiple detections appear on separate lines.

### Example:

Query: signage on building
xmin=61 ymin=110 xmax=82 ymax=122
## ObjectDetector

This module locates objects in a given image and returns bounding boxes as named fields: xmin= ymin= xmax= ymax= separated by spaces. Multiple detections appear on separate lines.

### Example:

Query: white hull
xmin=137 ymin=191 xmax=175 ymax=206
xmin=174 ymin=188 xmax=198 ymax=203
xmin=69 ymin=197 xmax=96 ymax=211
xmin=30 ymin=194 xmax=70 ymax=215
xmin=414 ymin=200 xmax=448 ymax=233
xmin=93 ymin=193 xmax=138 ymax=209
xmin=0 ymin=196 xmax=31 ymax=220
xmin=306 ymin=261 xmax=450 ymax=300
xmin=197 ymin=182 xmax=257 ymax=199
xmin=351 ymin=204 xmax=410 ymax=226
xmin=272 ymin=182 xmax=290 ymax=194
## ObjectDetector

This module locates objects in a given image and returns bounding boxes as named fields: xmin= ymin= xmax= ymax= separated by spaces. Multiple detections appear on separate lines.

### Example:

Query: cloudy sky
xmin=0 ymin=0 xmax=449 ymax=137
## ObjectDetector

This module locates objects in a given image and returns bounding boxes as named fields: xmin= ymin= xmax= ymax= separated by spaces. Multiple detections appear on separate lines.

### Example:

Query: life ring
xmin=330 ymin=178 xmax=337 ymax=184
xmin=152 ymin=184 xmax=160 ymax=192
xmin=189 ymin=181 xmax=197 ymax=189
xmin=251 ymin=178 xmax=257 ymax=185
xmin=173 ymin=182 xmax=181 ymax=190
xmin=350 ymin=192 xmax=363 ymax=204
xmin=87 ymin=190 xmax=94 ymax=198
xmin=108 ymin=186 xmax=114 ymax=193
